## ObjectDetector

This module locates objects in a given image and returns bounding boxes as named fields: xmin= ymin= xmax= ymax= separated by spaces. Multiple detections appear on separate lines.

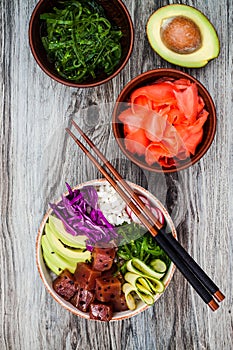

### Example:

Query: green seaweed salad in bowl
xmin=29 ymin=0 xmax=134 ymax=87
xmin=36 ymin=179 xmax=176 ymax=321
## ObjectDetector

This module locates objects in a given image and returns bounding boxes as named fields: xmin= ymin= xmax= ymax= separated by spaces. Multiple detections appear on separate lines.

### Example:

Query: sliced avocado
xmin=146 ymin=4 xmax=220 ymax=68
xmin=43 ymin=250 xmax=63 ymax=275
xmin=41 ymin=235 xmax=77 ymax=274
xmin=45 ymin=223 xmax=91 ymax=262
xmin=48 ymin=215 xmax=87 ymax=248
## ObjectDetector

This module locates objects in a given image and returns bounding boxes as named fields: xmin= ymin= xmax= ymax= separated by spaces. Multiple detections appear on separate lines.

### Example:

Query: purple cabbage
xmin=49 ymin=183 xmax=118 ymax=248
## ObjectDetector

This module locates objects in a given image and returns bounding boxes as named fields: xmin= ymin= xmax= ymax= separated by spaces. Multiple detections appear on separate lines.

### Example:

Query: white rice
xmin=96 ymin=183 xmax=131 ymax=226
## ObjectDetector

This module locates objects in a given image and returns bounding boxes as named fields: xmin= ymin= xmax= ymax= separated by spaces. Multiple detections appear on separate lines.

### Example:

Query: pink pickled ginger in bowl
xmin=112 ymin=69 xmax=216 ymax=173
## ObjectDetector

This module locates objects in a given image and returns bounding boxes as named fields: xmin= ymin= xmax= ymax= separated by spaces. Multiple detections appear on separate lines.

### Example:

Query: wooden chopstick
xmin=66 ymin=124 xmax=223 ymax=310
xmin=71 ymin=120 xmax=225 ymax=304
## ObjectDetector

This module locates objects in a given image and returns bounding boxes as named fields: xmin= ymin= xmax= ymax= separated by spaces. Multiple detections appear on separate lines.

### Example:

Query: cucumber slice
xmin=122 ymin=283 xmax=137 ymax=310
xmin=143 ymin=277 xmax=165 ymax=294
xmin=126 ymin=258 xmax=165 ymax=280
xmin=150 ymin=259 xmax=167 ymax=273
xmin=125 ymin=271 xmax=164 ymax=295
xmin=138 ymin=293 xmax=154 ymax=305
xmin=122 ymin=282 xmax=154 ymax=307
xmin=124 ymin=272 xmax=141 ymax=286
xmin=136 ymin=283 xmax=153 ymax=295
xmin=125 ymin=272 xmax=154 ymax=295
xmin=137 ymin=277 xmax=154 ymax=293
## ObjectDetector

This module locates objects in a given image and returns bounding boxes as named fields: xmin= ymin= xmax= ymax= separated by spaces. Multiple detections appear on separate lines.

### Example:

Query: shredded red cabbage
xmin=49 ymin=183 xmax=118 ymax=249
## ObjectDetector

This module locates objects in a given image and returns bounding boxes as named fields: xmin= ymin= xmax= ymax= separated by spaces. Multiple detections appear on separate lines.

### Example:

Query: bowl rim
xmin=36 ymin=178 xmax=177 ymax=321
xmin=112 ymin=68 xmax=217 ymax=173
xmin=28 ymin=0 xmax=134 ymax=88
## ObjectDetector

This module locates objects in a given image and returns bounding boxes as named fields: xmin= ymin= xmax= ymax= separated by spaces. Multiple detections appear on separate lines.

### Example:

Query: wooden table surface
xmin=1 ymin=0 xmax=232 ymax=349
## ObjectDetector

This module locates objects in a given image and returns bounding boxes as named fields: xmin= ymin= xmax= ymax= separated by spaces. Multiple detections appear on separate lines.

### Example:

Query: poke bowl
xmin=36 ymin=179 xmax=176 ymax=321
xmin=112 ymin=69 xmax=216 ymax=173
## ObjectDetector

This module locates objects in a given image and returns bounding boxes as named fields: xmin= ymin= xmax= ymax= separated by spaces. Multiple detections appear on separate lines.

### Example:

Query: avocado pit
xmin=160 ymin=16 xmax=202 ymax=54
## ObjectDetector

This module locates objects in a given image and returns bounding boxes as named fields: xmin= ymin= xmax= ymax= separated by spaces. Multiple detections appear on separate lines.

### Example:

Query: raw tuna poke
xmin=40 ymin=181 xmax=174 ymax=321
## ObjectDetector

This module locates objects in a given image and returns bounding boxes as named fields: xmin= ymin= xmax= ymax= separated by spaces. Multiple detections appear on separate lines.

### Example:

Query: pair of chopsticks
xmin=66 ymin=120 xmax=225 ymax=311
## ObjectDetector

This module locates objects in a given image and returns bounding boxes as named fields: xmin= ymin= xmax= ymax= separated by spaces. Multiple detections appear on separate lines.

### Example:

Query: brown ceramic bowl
xmin=29 ymin=0 xmax=134 ymax=88
xmin=36 ymin=179 xmax=176 ymax=321
xmin=112 ymin=69 xmax=216 ymax=173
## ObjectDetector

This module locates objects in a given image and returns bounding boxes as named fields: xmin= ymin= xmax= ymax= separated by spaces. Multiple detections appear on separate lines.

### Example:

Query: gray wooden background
xmin=1 ymin=0 xmax=232 ymax=349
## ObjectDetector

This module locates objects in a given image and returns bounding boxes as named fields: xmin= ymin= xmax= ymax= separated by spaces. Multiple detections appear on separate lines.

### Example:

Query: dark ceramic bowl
xmin=112 ymin=69 xmax=216 ymax=173
xmin=29 ymin=0 xmax=134 ymax=88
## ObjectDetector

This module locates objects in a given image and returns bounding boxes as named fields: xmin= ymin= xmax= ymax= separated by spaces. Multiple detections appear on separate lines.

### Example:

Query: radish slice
xmin=150 ymin=207 xmax=165 ymax=225
xmin=154 ymin=207 xmax=165 ymax=225
xmin=138 ymin=195 xmax=150 ymax=206
xmin=150 ymin=207 xmax=159 ymax=220
xmin=125 ymin=195 xmax=150 ymax=224
xmin=125 ymin=195 xmax=149 ymax=219
xmin=125 ymin=205 xmax=132 ymax=218
xmin=129 ymin=210 xmax=142 ymax=224
xmin=125 ymin=195 xmax=165 ymax=225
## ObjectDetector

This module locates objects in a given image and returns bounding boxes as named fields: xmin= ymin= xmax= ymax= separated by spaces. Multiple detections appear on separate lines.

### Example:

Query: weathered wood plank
xmin=0 ymin=0 xmax=232 ymax=349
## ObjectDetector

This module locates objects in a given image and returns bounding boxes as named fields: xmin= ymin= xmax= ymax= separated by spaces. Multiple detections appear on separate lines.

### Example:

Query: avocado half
xmin=146 ymin=4 xmax=220 ymax=68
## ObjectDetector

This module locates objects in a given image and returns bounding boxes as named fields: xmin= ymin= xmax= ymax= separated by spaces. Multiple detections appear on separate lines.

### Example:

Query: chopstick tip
xmin=71 ymin=119 xmax=82 ymax=133
xmin=208 ymin=299 xmax=219 ymax=311
xmin=214 ymin=290 xmax=225 ymax=302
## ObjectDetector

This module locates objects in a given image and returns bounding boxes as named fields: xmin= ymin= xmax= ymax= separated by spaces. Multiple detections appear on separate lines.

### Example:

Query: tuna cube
xmin=92 ymin=246 xmax=116 ymax=271
xmin=101 ymin=264 xmax=117 ymax=278
xmin=74 ymin=263 xmax=101 ymax=290
xmin=70 ymin=288 xmax=95 ymax=312
xmin=95 ymin=276 xmax=121 ymax=302
xmin=102 ymin=269 xmax=124 ymax=285
xmin=113 ymin=293 xmax=128 ymax=312
xmin=89 ymin=303 xmax=113 ymax=322
xmin=53 ymin=269 xmax=76 ymax=301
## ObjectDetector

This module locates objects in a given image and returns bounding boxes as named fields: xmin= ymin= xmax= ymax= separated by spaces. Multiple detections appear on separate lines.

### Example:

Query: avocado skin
xmin=146 ymin=4 xmax=220 ymax=68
